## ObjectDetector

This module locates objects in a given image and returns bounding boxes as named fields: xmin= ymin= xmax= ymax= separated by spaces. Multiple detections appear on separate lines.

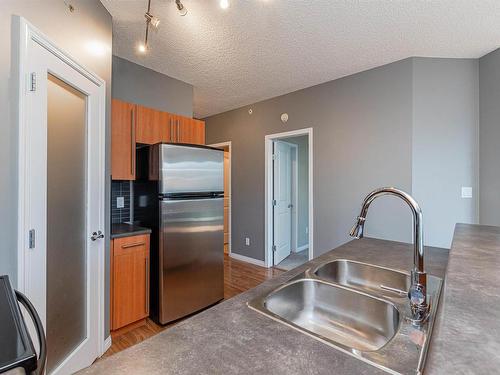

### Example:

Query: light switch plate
xmin=461 ymin=187 xmax=472 ymax=199
xmin=117 ymin=196 xmax=125 ymax=208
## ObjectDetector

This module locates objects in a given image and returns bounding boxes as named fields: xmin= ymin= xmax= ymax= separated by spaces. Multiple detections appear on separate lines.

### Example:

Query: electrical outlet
xmin=116 ymin=196 xmax=125 ymax=209
xmin=461 ymin=187 xmax=472 ymax=199
xmin=245 ymin=237 xmax=250 ymax=246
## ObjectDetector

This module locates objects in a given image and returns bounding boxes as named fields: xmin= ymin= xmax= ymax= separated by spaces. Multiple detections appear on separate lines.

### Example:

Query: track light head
xmin=175 ymin=0 xmax=188 ymax=16
xmin=145 ymin=12 xmax=160 ymax=28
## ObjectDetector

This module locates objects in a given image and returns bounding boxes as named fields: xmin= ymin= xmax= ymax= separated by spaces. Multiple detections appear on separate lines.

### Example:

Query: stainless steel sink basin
xmin=312 ymin=259 xmax=410 ymax=298
xmin=248 ymin=260 xmax=443 ymax=374
xmin=263 ymin=279 xmax=399 ymax=351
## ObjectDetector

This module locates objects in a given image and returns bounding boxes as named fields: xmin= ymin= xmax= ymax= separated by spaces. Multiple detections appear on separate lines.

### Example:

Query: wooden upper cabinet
xmin=136 ymin=105 xmax=170 ymax=144
xmin=112 ymin=99 xmax=206 ymax=180
xmin=111 ymin=99 xmax=136 ymax=180
xmin=111 ymin=234 xmax=150 ymax=331
xmin=177 ymin=117 xmax=206 ymax=145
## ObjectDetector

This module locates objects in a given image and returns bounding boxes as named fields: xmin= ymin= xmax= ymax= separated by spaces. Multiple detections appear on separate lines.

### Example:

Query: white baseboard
xmin=296 ymin=244 xmax=309 ymax=252
xmin=102 ymin=335 xmax=112 ymax=356
xmin=230 ymin=252 xmax=268 ymax=268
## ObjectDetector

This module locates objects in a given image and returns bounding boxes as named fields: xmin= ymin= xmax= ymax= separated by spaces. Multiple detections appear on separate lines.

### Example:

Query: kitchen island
xmin=79 ymin=224 xmax=498 ymax=374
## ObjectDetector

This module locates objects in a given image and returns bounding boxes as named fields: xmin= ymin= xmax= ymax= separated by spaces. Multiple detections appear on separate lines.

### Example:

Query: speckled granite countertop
xmin=110 ymin=223 xmax=152 ymax=239
xmin=425 ymin=224 xmax=500 ymax=374
xmin=80 ymin=237 xmax=451 ymax=375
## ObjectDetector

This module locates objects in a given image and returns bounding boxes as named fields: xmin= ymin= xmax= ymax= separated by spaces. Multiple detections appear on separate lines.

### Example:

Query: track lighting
xmin=145 ymin=12 xmax=160 ymax=28
xmin=175 ymin=0 xmax=188 ymax=16
xmin=138 ymin=0 xmax=160 ymax=54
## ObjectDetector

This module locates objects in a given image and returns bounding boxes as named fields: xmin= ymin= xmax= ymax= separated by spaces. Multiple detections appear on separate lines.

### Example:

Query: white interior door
xmin=273 ymin=141 xmax=293 ymax=265
xmin=21 ymin=29 xmax=105 ymax=374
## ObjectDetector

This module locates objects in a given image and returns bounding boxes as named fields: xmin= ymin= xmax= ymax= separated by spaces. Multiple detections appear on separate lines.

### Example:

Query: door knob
xmin=90 ymin=230 xmax=104 ymax=241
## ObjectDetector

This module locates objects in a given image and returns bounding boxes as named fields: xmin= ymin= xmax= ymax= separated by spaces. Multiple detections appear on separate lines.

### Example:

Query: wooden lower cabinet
xmin=111 ymin=234 xmax=150 ymax=331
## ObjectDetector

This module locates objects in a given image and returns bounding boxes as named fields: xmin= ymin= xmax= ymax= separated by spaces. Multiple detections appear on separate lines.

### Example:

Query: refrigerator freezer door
xmin=159 ymin=197 xmax=224 ymax=323
xmin=158 ymin=144 xmax=223 ymax=195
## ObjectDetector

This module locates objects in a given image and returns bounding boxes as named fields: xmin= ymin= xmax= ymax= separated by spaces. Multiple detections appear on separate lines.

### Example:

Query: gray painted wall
xmin=412 ymin=58 xmax=479 ymax=248
xmin=112 ymin=55 xmax=193 ymax=117
xmin=205 ymin=59 xmax=415 ymax=261
xmin=206 ymin=57 xmax=483 ymax=260
xmin=0 ymin=1 xmax=112 ymax=336
xmin=479 ymin=48 xmax=500 ymax=226
xmin=282 ymin=135 xmax=309 ymax=249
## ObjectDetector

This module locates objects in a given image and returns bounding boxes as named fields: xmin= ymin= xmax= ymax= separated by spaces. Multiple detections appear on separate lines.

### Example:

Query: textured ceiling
xmin=101 ymin=0 xmax=500 ymax=118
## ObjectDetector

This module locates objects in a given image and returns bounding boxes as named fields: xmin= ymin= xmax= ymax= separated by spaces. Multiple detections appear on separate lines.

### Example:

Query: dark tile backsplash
xmin=111 ymin=181 xmax=132 ymax=224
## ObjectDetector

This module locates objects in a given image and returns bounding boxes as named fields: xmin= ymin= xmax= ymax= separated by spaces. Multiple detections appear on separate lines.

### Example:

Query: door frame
xmin=265 ymin=128 xmax=313 ymax=268
xmin=208 ymin=141 xmax=232 ymax=255
xmin=15 ymin=16 xmax=107 ymax=358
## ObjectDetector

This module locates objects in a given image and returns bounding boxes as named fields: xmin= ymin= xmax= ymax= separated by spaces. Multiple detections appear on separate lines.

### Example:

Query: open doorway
xmin=209 ymin=142 xmax=232 ymax=255
xmin=265 ymin=128 xmax=313 ymax=270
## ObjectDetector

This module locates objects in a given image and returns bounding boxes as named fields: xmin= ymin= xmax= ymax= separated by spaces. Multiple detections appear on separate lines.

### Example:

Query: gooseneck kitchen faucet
xmin=349 ymin=187 xmax=429 ymax=325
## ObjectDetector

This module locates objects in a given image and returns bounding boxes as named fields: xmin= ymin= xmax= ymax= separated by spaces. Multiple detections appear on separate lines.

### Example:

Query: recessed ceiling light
xmin=220 ymin=0 xmax=229 ymax=9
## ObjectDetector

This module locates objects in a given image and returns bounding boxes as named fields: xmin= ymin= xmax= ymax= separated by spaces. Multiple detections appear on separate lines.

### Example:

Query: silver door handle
xmin=90 ymin=230 xmax=104 ymax=241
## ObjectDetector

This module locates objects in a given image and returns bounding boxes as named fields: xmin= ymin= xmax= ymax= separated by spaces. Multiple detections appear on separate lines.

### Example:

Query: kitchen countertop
xmin=425 ymin=224 xmax=500 ymax=374
xmin=80 ymin=237 xmax=450 ymax=375
xmin=110 ymin=223 xmax=152 ymax=239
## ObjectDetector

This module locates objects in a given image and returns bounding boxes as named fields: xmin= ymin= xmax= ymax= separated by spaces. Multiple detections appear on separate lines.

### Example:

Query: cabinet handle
xmin=145 ymin=257 xmax=149 ymax=314
xmin=121 ymin=241 xmax=145 ymax=249
xmin=170 ymin=118 xmax=173 ymax=142
xmin=131 ymin=107 xmax=135 ymax=175
xmin=177 ymin=119 xmax=180 ymax=143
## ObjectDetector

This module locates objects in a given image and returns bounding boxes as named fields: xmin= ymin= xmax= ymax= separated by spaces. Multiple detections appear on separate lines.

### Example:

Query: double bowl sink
xmin=248 ymin=259 xmax=443 ymax=374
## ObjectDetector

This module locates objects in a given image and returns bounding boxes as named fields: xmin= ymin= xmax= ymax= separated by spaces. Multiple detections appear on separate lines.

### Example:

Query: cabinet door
xmin=111 ymin=235 xmax=150 ymax=330
xmin=161 ymin=114 xmax=175 ymax=143
xmin=111 ymin=99 xmax=136 ymax=180
xmin=136 ymin=105 xmax=169 ymax=144
xmin=177 ymin=117 xmax=206 ymax=145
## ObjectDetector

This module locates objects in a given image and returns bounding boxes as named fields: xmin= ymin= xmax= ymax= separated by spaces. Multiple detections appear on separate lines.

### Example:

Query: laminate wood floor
xmin=101 ymin=254 xmax=283 ymax=359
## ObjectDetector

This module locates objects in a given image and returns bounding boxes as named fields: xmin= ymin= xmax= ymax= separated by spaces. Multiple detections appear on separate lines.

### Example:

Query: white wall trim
xmin=102 ymin=336 xmax=112 ymax=356
xmin=208 ymin=141 xmax=232 ymax=255
xmin=289 ymin=143 xmax=299 ymax=252
xmin=265 ymin=128 xmax=314 ymax=268
xmin=296 ymin=244 xmax=309 ymax=252
xmin=229 ymin=252 xmax=267 ymax=267
xmin=16 ymin=15 xmax=106 ymax=369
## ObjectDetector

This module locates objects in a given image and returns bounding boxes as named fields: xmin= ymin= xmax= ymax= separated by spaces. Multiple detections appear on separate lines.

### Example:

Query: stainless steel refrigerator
xmin=134 ymin=143 xmax=224 ymax=324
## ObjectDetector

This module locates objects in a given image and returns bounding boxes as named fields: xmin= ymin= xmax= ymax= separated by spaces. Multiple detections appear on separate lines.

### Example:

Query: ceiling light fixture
xmin=175 ymin=0 xmax=188 ymax=16
xmin=137 ymin=42 xmax=147 ymax=54
xmin=220 ymin=0 xmax=229 ymax=9
xmin=145 ymin=11 xmax=160 ymax=28
xmin=139 ymin=0 xmax=160 ymax=54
